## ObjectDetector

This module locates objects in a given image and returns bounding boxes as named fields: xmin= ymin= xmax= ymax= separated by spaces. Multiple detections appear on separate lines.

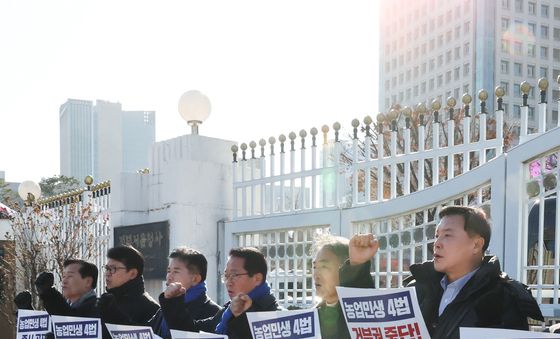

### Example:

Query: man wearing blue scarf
xmin=158 ymin=248 xmax=221 ymax=338
xmin=161 ymin=247 xmax=281 ymax=339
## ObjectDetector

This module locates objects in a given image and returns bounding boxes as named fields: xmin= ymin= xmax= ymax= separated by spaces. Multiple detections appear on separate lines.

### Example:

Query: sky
xmin=0 ymin=0 xmax=379 ymax=184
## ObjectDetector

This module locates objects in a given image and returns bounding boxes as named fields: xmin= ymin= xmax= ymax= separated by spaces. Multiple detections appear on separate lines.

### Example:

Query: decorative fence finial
xmin=478 ymin=89 xmax=488 ymax=114
xmin=321 ymin=125 xmax=329 ymax=145
xmin=431 ymin=99 xmax=441 ymax=123
xmin=249 ymin=141 xmax=257 ymax=159
xmin=268 ymin=137 xmax=276 ymax=155
xmin=462 ymin=93 xmax=472 ymax=116
xmin=364 ymin=116 xmax=373 ymax=136
xmin=446 ymin=97 xmax=456 ymax=120
xmin=240 ymin=143 xmax=248 ymax=161
xmin=417 ymin=103 xmax=427 ymax=125
xmin=279 ymin=134 xmax=286 ymax=153
xmin=538 ymin=78 xmax=548 ymax=104
xmin=259 ymin=139 xmax=266 ymax=157
xmin=402 ymin=107 xmax=412 ymax=128
xmin=288 ymin=132 xmax=297 ymax=151
xmin=333 ymin=122 xmax=341 ymax=142
xmin=310 ymin=127 xmax=318 ymax=147
xmin=387 ymin=109 xmax=399 ymax=131
xmin=299 ymin=129 xmax=307 ymax=149
xmin=351 ymin=119 xmax=360 ymax=139
xmin=231 ymin=145 xmax=239 ymax=162
xmin=494 ymin=86 xmax=505 ymax=111
xmin=520 ymin=81 xmax=531 ymax=107
xmin=376 ymin=113 xmax=385 ymax=133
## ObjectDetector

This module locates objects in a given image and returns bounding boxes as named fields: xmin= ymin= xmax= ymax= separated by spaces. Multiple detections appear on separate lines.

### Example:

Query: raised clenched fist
xmin=349 ymin=233 xmax=379 ymax=265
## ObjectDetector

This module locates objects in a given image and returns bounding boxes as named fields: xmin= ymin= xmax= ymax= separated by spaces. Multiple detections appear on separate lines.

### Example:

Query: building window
xmin=515 ymin=0 xmax=523 ymax=12
xmin=437 ymin=75 xmax=443 ymax=87
xmin=514 ymin=62 xmax=523 ymax=76
xmin=527 ymin=64 xmax=535 ymax=78
xmin=421 ymin=82 xmax=426 ymax=94
xmin=406 ymin=69 xmax=411 ymax=81
xmin=463 ymin=63 xmax=470 ymax=76
xmin=502 ymin=0 xmax=510 ymax=10
xmin=502 ymin=39 xmax=510 ymax=53
xmin=514 ymin=41 xmax=523 ymax=56
xmin=464 ymin=42 xmax=470 ymax=56
xmin=528 ymin=23 xmax=536 ymax=36
xmin=464 ymin=21 xmax=471 ymax=34
xmin=421 ymin=62 xmax=427 ymax=74
xmin=454 ymin=67 xmax=460 ymax=80
xmin=528 ymin=43 xmax=536 ymax=57
xmin=413 ymin=86 xmax=418 ymax=96
xmin=429 ymin=78 xmax=435 ymax=90
xmin=554 ymin=28 xmax=560 ymax=41
xmin=501 ymin=81 xmax=509 ymax=95
xmin=455 ymin=26 xmax=461 ymax=38
xmin=446 ymin=50 xmax=452 ymax=63
xmin=438 ymin=55 xmax=443 ymax=66
xmin=438 ymin=34 xmax=443 ymax=47
xmin=541 ymin=25 xmax=549 ymax=39
xmin=514 ymin=105 xmax=521 ymax=118
xmin=529 ymin=107 xmax=535 ymax=120
xmin=454 ymin=88 xmax=460 ymax=99
xmin=501 ymin=60 xmax=509 ymax=74
xmin=541 ymin=46 xmax=549 ymax=59
xmin=455 ymin=46 xmax=461 ymax=59
xmin=553 ymin=69 xmax=560 ymax=81
xmin=446 ymin=71 xmax=452 ymax=83
xmin=555 ymin=7 xmax=560 ymax=20
xmin=554 ymin=48 xmax=560 ymax=62
xmin=542 ymin=4 xmax=549 ymax=17
xmin=528 ymin=2 xmax=536 ymax=15
xmin=514 ymin=84 xmax=521 ymax=97
xmin=540 ymin=66 xmax=548 ymax=78
xmin=429 ymin=59 xmax=435 ymax=71
xmin=502 ymin=18 xmax=510 ymax=31
xmin=446 ymin=30 xmax=452 ymax=43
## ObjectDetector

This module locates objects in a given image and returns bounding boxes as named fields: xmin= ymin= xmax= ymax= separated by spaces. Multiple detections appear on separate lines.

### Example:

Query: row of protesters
xmin=14 ymin=205 xmax=547 ymax=339
xmin=14 ymin=245 xmax=282 ymax=339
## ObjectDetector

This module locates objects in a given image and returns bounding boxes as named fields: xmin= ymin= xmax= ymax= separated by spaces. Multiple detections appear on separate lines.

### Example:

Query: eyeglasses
xmin=103 ymin=265 xmax=128 ymax=275
xmin=221 ymin=272 xmax=249 ymax=283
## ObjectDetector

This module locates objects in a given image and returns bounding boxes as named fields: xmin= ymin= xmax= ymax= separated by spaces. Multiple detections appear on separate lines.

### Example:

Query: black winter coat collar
xmin=107 ymin=276 xmax=146 ymax=299
xmin=407 ymin=255 xmax=543 ymax=339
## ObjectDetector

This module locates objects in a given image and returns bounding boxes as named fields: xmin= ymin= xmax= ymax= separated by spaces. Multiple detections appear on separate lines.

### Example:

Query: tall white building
xmin=379 ymin=0 xmax=560 ymax=128
xmin=60 ymin=99 xmax=155 ymax=182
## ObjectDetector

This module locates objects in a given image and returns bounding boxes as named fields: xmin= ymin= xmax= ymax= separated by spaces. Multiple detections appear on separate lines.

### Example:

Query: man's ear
xmin=254 ymin=273 xmax=264 ymax=285
xmin=85 ymin=276 xmax=94 ymax=289
xmin=473 ymin=236 xmax=485 ymax=255
xmin=128 ymin=268 xmax=139 ymax=280
xmin=192 ymin=274 xmax=202 ymax=285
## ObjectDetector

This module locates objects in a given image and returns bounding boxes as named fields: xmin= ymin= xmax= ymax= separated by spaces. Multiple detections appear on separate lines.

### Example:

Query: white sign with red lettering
xmin=337 ymin=287 xmax=430 ymax=339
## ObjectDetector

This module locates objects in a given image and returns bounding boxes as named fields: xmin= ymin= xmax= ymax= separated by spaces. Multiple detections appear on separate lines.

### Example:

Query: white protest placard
xmin=460 ymin=327 xmax=560 ymax=338
xmin=246 ymin=309 xmax=320 ymax=339
xmin=17 ymin=309 xmax=51 ymax=339
xmin=337 ymin=286 xmax=430 ymax=339
xmin=169 ymin=329 xmax=228 ymax=339
xmin=105 ymin=323 xmax=154 ymax=339
xmin=51 ymin=315 xmax=101 ymax=339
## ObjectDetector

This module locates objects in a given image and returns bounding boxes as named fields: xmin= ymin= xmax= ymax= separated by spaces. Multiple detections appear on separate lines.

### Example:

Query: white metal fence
xmin=226 ymin=80 xmax=560 ymax=317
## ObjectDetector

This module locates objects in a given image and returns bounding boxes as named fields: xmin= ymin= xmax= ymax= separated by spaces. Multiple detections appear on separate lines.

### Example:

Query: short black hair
xmin=107 ymin=245 xmax=144 ymax=275
xmin=63 ymin=259 xmax=98 ymax=289
xmin=312 ymin=234 xmax=349 ymax=264
xmin=229 ymin=247 xmax=267 ymax=280
xmin=169 ymin=247 xmax=208 ymax=281
xmin=439 ymin=205 xmax=491 ymax=252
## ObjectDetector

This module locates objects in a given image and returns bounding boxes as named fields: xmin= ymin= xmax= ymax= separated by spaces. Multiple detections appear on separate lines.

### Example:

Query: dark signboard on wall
xmin=114 ymin=221 xmax=169 ymax=279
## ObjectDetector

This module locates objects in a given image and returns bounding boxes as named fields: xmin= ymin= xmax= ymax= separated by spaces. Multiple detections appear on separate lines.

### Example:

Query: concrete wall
xmin=111 ymin=133 xmax=234 ymax=300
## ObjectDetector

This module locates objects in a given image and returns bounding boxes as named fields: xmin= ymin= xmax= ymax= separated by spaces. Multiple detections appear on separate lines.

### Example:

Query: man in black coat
xmin=34 ymin=259 xmax=99 ymax=317
xmin=97 ymin=245 xmax=162 ymax=334
xmin=159 ymin=247 xmax=281 ymax=339
xmin=158 ymin=247 xmax=220 ymax=337
xmin=341 ymin=206 xmax=544 ymax=339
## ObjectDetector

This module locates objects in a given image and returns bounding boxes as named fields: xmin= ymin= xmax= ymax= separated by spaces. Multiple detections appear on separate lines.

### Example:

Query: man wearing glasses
xmin=97 ymin=245 xmax=163 ymax=334
xmin=160 ymin=247 xmax=281 ymax=339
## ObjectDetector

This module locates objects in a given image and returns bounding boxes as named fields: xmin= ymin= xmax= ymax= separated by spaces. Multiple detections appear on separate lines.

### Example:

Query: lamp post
xmin=18 ymin=180 xmax=41 ymax=206
xmin=178 ymin=90 xmax=211 ymax=135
